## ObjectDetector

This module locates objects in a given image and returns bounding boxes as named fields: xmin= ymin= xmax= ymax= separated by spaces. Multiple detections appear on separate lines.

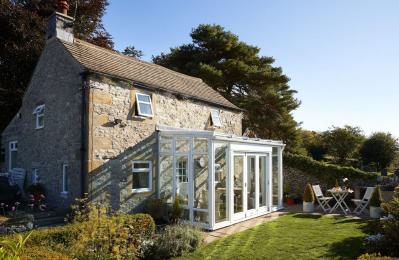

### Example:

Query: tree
xmin=122 ymin=46 xmax=144 ymax=59
xmin=360 ymin=132 xmax=398 ymax=171
xmin=301 ymin=130 xmax=327 ymax=161
xmin=153 ymin=24 xmax=301 ymax=151
xmin=323 ymin=126 xmax=364 ymax=163
xmin=0 ymin=0 xmax=113 ymax=131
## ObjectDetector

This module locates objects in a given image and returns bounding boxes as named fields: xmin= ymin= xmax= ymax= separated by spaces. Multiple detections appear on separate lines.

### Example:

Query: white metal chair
xmin=312 ymin=185 xmax=333 ymax=212
xmin=352 ymin=187 xmax=375 ymax=215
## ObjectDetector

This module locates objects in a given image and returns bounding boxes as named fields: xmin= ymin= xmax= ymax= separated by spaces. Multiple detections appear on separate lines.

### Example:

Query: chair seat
xmin=319 ymin=197 xmax=333 ymax=200
xmin=351 ymin=199 xmax=365 ymax=203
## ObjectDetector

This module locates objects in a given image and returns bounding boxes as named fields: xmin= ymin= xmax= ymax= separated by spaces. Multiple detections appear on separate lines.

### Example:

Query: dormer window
xmin=211 ymin=110 xmax=222 ymax=127
xmin=33 ymin=104 xmax=45 ymax=129
xmin=136 ymin=93 xmax=153 ymax=117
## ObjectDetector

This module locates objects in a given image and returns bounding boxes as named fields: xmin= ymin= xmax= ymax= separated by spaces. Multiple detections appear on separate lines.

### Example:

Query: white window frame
xmin=132 ymin=161 xmax=152 ymax=193
xmin=136 ymin=93 xmax=153 ymax=117
xmin=31 ymin=168 xmax=39 ymax=184
xmin=61 ymin=164 xmax=69 ymax=195
xmin=8 ymin=141 xmax=17 ymax=170
xmin=210 ymin=110 xmax=222 ymax=127
xmin=176 ymin=159 xmax=188 ymax=183
xmin=33 ymin=104 xmax=45 ymax=129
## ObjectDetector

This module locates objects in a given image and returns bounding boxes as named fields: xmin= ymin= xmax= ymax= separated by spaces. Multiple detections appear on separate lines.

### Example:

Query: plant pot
xmin=303 ymin=202 xmax=314 ymax=213
xmin=287 ymin=198 xmax=295 ymax=205
xmin=370 ymin=206 xmax=381 ymax=219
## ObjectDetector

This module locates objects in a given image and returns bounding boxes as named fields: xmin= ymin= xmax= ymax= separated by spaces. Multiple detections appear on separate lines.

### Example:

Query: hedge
xmin=284 ymin=153 xmax=376 ymax=185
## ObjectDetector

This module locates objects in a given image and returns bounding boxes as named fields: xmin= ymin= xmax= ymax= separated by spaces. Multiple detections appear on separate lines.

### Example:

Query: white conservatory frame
xmin=156 ymin=126 xmax=284 ymax=230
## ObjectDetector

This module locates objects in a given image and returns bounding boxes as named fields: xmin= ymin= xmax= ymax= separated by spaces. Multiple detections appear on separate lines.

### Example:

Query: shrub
xmin=382 ymin=197 xmax=399 ymax=219
xmin=370 ymin=186 xmax=383 ymax=207
xmin=303 ymin=183 xmax=314 ymax=203
xmin=142 ymin=198 xmax=168 ymax=223
xmin=358 ymin=253 xmax=398 ymax=259
xmin=146 ymin=224 xmax=204 ymax=259
xmin=170 ymin=196 xmax=183 ymax=223
xmin=284 ymin=153 xmax=375 ymax=187
xmin=0 ymin=231 xmax=32 ymax=260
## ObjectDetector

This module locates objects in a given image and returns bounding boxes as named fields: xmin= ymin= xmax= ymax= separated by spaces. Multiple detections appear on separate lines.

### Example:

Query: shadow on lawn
xmin=325 ymin=236 xmax=365 ymax=259
xmin=291 ymin=213 xmax=322 ymax=219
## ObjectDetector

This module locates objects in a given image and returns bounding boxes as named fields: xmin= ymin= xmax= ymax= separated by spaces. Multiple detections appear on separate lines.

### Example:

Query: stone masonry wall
xmin=87 ymin=75 xmax=242 ymax=213
xmin=1 ymin=39 xmax=84 ymax=212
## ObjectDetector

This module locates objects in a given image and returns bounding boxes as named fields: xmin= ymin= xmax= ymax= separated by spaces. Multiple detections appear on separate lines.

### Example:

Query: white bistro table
xmin=327 ymin=188 xmax=353 ymax=215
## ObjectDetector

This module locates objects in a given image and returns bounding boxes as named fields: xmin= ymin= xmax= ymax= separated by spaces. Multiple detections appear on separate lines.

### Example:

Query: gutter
xmin=80 ymin=71 xmax=89 ymax=196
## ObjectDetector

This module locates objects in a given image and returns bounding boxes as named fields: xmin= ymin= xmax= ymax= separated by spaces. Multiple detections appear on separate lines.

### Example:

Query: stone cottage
xmin=1 ymin=4 xmax=285 ymax=230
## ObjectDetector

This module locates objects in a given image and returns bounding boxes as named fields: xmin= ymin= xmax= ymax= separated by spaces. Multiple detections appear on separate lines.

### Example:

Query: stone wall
xmin=87 ymin=75 xmax=242 ymax=213
xmin=1 ymin=39 xmax=84 ymax=211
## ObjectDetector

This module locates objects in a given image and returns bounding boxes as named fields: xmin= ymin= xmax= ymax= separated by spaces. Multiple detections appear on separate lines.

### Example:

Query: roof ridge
xmin=72 ymin=38 xmax=203 ymax=82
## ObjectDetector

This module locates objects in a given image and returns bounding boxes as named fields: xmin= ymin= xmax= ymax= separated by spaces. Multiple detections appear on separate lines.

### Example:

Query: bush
xmin=358 ymin=253 xmax=398 ymax=259
xmin=303 ymin=183 xmax=314 ymax=203
xmin=170 ymin=196 xmax=183 ymax=223
xmin=146 ymin=224 xmax=204 ymax=259
xmin=142 ymin=198 xmax=168 ymax=223
xmin=284 ymin=153 xmax=375 ymax=186
xmin=0 ymin=231 xmax=32 ymax=260
xmin=369 ymin=186 xmax=383 ymax=208
xmin=382 ymin=197 xmax=399 ymax=219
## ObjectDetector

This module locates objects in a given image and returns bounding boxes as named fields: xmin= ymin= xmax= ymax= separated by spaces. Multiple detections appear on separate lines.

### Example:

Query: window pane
xmin=137 ymin=94 xmax=151 ymax=102
xmin=194 ymin=210 xmax=208 ymax=224
xmin=10 ymin=151 xmax=17 ymax=169
xmin=194 ymin=138 xmax=208 ymax=154
xmin=176 ymin=156 xmax=188 ymax=206
xmin=211 ymin=110 xmax=222 ymax=127
xmin=194 ymin=155 xmax=208 ymax=210
xmin=259 ymin=156 xmax=267 ymax=207
xmin=133 ymin=162 xmax=150 ymax=169
xmin=138 ymin=103 xmax=153 ymax=115
xmin=247 ymin=156 xmax=256 ymax=210
xmin=159 ymin=156 xmax=173 ymax=203
xmin=160 ymin=135 xmax=172 ymax=154
xmin=175 ymin=138 xmax=190 ymax=153
xmin=37 ymin=115 xmax=44 ymax=127
xmin=215 ymin=144 xmax=228 ymax=223
xmin=272 ymin=147 xmax=279 ymax=206
xmin=133 ymin=171 xmax=149 ymax=189
xmin=233 ymin=155 xmax=244 ymax=214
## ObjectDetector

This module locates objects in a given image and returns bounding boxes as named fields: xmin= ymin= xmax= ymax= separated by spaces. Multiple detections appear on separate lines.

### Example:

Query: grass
xmin=178 ymin=214 xmax=369 ymax=260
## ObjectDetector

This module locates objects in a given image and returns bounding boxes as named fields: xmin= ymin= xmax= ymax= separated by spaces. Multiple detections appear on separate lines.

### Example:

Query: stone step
xmin=34 ymin=216 xmax=65 ymax=228
xmin=32 ymin=211 xmax=57 ymax=219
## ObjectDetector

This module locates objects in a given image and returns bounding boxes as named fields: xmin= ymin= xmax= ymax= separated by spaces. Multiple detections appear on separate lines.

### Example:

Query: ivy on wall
xmin=284 ymin=153 xmax=376 ymax=186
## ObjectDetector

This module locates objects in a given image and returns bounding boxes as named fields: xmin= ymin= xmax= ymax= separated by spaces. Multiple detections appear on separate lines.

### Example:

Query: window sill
xmin=35 ymin=126 xmax=44 ymax=130
xmin=132 ymin=188 xmax=151 ymax=193
xmin=133 ymin=115 xmax=153 ymax=120
xmin=60 ymin=192 xmax=69 ymax=198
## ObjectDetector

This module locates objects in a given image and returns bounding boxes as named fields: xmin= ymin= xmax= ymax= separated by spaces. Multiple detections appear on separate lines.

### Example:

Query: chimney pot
xmin=58 ymin=0 xmax=69 ymax=15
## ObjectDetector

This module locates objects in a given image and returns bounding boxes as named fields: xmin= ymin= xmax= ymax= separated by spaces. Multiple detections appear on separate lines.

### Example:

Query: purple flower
xmin=11 ymin=206 xmax=15 ymax=211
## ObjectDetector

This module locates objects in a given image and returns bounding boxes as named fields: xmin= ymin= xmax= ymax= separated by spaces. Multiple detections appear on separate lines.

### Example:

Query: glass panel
xmin=247 ymin=156 xmax=256 ymax=210
xmin=233 ymin=155 xmax=244 ymax=214
xmin=10 ymin=150 xmax=17 ymax=169
xmin=194 ymin=138 xmax=208 ymax=154
xmin=133 ymin=171 xmax=149 ymax=189
xmin=211 ymin=110 xmax=222 ymax=127
xmin=160 ymin=136 xmax=172 ymax=154
xmin=182 ymin=208 xmax=190 ymax=221
xmin=137 ymin=94 xmax=151 ymax=102
xmin=176 ymin=156 xmax=188 ymax=206
xmin=259 ymin=156 xmax=267 ymax=207
xmin=272 ymin=147 xmax=279 ymax=206
xmin=37 ymin=115 xmax=44 ymax=127
xmin=214 ymin=144 xmax=228 ymax=223
xmin=133 ymin=162 xmax=150 ymax=169
xmin=138 ymin=103 xmax=152 ymax=115
xmin=194 ymin=210 xmax=208 ymax=224
xmin=159 ymin=156 xmax=173 ymax=203
xmin=175 ymin=138 xmax=190 ymax=153
xmin=194 ymin=155 xmax=208 ymax=210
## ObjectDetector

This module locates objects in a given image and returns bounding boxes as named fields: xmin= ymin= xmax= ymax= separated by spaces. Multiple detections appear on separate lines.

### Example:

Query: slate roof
xmin=61 ymin=38 xmax=240 ymax=111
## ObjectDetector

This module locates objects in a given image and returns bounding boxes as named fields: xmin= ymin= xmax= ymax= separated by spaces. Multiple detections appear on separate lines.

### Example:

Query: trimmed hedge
xmin=284 ymin=153 xmax=376 ymax=186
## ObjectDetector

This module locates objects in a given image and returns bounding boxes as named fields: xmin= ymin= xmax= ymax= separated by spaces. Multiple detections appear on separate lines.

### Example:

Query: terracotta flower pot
xmin=287 ymin=198 xmax=295 ymax=205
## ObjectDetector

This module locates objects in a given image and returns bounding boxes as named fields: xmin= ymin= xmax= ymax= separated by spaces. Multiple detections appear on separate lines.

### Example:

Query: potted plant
xmin=285 ymin=194 xmax=295 ymax=205
xmin=303 ymin=183 xmax=315 ymax=213
xmin=369 ymin=186 xmax=383 ymax=219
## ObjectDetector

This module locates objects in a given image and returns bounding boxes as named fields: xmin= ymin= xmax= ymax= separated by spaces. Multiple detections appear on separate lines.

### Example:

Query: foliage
xmin=153 ymin=24 xmax=301 ymax=151
xmin=170 ymin=196 xmax=183 ymax=223
xmin=360 ymin=132 xmax=398 ymax=171
xmin=26 ymin=183 xmax=45 ymax=195
xmin=69 ymin=198 xmax=155 ymax=259
xmin=123 ymin=46 xmax=144 ymax=58
xmin=0 ymin=0 xmax=112 ymax=131
xmin=382 ymin=197 xmax=399 ymax=220
xmin=369 ymin=186 xmax=383 ymax=208
xmin=301 ymin=130 xmax=327 ymax=161
xmin=284 ymin=153 xmax=375 ymax=187
xmin=358 ymin=253 xmax=398 ymax=260
xmin=142 ymin=198 xmax=168 ymax=224
xmin=323 ymin=125 xmax=365 ymax=163
xmin=179 ymin=214 xmax=368 ymax=259
xmin=303 ymin=183 xmax=315 ymax=203
xmin=146 ymin=224 xmax=204 ymax=259
xmin=0 ymin=231 xmax=32 ymax=260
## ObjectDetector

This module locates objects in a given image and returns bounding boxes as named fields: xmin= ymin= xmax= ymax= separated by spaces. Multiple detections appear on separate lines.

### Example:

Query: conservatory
xmin=157 ymin=126 xmax=284 ymax=230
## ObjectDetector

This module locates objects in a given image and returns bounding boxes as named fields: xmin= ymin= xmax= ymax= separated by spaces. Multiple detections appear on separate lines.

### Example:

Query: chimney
xmin=46 ymin=0 xmax=74 ymax=43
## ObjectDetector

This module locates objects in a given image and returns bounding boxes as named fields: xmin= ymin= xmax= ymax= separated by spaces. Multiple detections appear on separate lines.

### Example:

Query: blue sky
xmin=103 ymin=0 xmax=399 ymax=137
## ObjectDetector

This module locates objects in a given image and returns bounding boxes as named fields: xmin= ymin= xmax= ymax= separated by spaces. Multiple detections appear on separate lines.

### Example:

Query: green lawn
xmin=178 ymin=214 xmax=369 ymax=260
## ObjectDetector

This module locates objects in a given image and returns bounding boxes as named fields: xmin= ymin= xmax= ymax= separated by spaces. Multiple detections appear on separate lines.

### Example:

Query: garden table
xmin=327 ymin=188 xmax=353 ymax=215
